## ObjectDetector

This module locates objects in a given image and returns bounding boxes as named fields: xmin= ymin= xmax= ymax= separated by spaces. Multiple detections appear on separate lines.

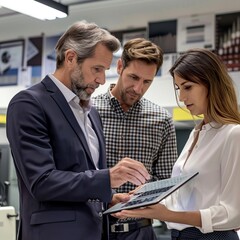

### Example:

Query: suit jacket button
xmin=99 ymin=212 xmax=103 ymax=217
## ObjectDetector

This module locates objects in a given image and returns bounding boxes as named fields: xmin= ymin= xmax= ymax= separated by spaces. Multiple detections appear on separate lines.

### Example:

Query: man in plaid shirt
xmin=93 ymin=38 xmax=178 ymax=240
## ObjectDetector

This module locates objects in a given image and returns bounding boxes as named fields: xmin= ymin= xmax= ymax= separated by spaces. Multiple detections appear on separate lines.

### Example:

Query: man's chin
xmin=86 ymin=87 xmax=95 ymax=95
xmin=128 ymin=97 xmax=139 ymax=105
xmin=78 ymin=91 xmax=91 ymax=101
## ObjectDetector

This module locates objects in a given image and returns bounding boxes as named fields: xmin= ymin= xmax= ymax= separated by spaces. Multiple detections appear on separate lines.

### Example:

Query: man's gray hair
xmin=55 ymin=20 xmax=121 ymax=68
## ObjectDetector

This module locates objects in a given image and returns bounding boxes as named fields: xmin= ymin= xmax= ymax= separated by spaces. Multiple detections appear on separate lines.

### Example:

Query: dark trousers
xmin=171 ymin=227 xmax=239 ymax=240
xmin=109 ymin=225 xmax=157 ymax=240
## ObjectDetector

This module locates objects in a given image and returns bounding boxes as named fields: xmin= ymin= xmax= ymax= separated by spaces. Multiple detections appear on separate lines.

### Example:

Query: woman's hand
xmin=115 ymin=203 xmax=202 ymax=227
xmin=115 ymin=203 xmax=169 ymax=221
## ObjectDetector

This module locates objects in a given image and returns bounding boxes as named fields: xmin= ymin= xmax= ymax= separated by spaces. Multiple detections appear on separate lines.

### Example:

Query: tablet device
xmin=104 ymin=171 xmax=199 ymax=214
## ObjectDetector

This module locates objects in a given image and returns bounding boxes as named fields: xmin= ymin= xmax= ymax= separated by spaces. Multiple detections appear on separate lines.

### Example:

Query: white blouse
xmin=165 ymin=122 xmax=240 ymax=233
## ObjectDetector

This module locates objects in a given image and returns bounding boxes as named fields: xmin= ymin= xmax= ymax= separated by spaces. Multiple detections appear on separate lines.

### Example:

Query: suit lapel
xmin=41 ymin=76 xmax=96 ymax=169
xmin=88 ymin=112 xmax=106 ymax=169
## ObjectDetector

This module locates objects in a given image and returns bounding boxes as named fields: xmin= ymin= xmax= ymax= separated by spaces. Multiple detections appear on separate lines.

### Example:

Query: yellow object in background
xmin=173 ymin=107 xmax=203 ymax=121
xmin=0 ymin=114 xmax=6 ymax=124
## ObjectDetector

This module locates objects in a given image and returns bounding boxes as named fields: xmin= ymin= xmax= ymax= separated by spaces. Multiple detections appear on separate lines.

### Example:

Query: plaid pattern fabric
xmin=93 ymin=86 xmax=178 ymax=193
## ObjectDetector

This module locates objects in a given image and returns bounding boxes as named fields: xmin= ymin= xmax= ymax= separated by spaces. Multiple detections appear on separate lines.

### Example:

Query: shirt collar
xmin=48 ymin=74 xmax=92 ymax=112
xmin=107 ymin=83 xmax=116 ymax=99
xmin=195 ymin=120 xmax=222 ymax=131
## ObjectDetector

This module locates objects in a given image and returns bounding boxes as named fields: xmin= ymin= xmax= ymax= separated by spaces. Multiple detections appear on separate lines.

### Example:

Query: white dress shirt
xmin=165 ymin=121 xmax=240 ymax=233
xmin=49 ymin=74 xmax=100 ymax=168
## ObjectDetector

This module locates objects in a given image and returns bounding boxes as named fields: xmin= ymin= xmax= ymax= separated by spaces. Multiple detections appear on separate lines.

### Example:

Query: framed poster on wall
xmin=177 ymin=14 xmax=215 ymax=52
xmin=0 ymin=39 xmax=24 ymax=86
xmin=26 ymin=36 xmax=43 ymax=86
xmin=42 ymin=34 xmax=61 ymax=78
xmin=148 ymin=19 xmax=177 ymax=54
xmin=122 ymin=30 xmax=147 ymax=45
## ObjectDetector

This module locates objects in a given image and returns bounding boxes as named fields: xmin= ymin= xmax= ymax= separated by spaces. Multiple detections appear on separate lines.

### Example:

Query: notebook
xmin=104 ymin=171 xmax=199 ymax=214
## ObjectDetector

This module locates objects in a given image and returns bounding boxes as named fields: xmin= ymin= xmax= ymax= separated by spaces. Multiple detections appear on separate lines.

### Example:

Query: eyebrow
xmin=180 ymin=81 xmax=189 ymax=86
xmin=174 ymin=81 xmax=189 ymax=89
xmin=92 ymin=65 xmax=107 ymax=70
xmin=129 ymin=73 xmax=153 ymax=82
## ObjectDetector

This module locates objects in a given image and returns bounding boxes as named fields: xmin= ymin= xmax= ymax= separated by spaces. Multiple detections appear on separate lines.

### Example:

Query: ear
xmin=65 ymin=49 xmax=77 ymax=65
xmin=117 ymin=58 xmax=123 ymax=75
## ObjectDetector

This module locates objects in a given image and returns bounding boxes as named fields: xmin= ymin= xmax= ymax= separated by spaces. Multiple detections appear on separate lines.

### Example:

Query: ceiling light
xmin=0 ymin=0 xmax=68 ymax=20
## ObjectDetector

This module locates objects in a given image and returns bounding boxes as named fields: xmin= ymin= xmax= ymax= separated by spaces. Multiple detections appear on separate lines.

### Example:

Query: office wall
xmin=0 ymin=0 xmax=239 ymax=213
xmin=0 ymin=0 xmax=240 ymax=110
xmin=1 ymin=71 xmax=239 ymax=113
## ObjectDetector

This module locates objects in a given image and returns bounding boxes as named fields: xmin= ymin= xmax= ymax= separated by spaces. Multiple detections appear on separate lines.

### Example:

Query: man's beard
xmin=71 ymin=68 xmax=91 ymax=101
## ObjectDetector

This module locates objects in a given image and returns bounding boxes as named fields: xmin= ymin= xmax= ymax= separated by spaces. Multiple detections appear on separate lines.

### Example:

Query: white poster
xmin=0 ymin=40 xmax=24 ymax=85
xmin=177 ymin=14 xmax=215 ymax=52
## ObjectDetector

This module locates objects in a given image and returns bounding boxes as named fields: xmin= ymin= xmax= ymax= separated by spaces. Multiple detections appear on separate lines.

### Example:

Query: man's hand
xmin=109 ymin=157 xmax=150 ymax=188
xmin=109 ymin=193 xmax=130 ymax=208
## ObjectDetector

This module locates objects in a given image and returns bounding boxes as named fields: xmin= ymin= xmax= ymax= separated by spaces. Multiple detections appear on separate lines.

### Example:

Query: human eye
xmin=143 ymin=80 xmax=152 ymax=85
xmin=94 ymin=67 xmax=101 ymax=73
xmin=91 ymin=66 xmax=104 ymax=74
xmin=184 ymin=85 xmax=192 ymax=90
xmin=130 ymin=75 xmax=137 ymax=80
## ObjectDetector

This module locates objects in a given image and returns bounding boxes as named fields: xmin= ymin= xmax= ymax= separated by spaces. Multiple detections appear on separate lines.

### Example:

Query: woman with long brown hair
xmin=116 ymin=48 xmax=240 ymax=240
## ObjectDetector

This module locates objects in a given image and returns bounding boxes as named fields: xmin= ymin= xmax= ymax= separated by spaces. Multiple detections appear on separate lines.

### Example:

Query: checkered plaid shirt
xmin=93 ymin=86 xmax=178 ymax=193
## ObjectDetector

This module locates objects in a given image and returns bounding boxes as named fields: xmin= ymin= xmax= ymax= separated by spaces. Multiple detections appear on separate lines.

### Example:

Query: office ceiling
xmin=0 ymin=0 xmax=239 ymax=21
xmin=0 ymin=0 xmax=239 ymax=42
xmin=0 ymin=0 xmax=111 ymax=18
xmin=59 ymin=0 xmax=111 ymax=5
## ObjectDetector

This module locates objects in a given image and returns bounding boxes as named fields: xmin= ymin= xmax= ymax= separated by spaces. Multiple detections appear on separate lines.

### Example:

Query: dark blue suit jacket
xmin=6 ymin=76 xmax=112 ymax=240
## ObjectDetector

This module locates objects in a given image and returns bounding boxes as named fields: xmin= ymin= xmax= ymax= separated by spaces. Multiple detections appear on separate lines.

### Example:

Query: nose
xmin=96 ymin=72 xmax=106 ymax=85
xmin=178 ymin=90 xmax=186 ymax=102
xmin=133 ymin=81 xmax=143 ymax=94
